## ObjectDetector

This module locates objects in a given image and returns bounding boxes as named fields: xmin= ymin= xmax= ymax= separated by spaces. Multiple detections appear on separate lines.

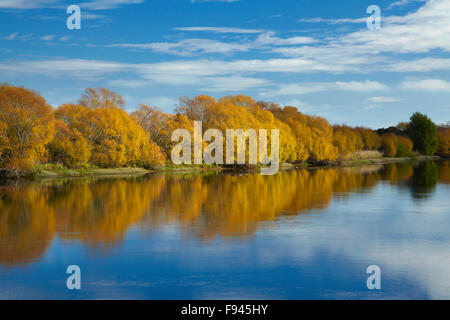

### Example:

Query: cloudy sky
xmin=0 ymin=0 xmax=449 ymax=128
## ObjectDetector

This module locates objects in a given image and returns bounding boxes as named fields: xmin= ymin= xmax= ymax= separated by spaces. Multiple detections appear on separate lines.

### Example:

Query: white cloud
xmin=103 ymin=1 xmax=450 ymax=75
xmin=261 ymin=81 xmax=388 ymax=97
xmin=78 ymin=0 xmax=144 ymax=10
xmin=41 ymin=34 xmax=55 ymax=41
xmin=5 ymin=32 xmax=19 ymax=40
xmin=401 ymin=79 xmax=450 ymax=91
xmin=174 ymin=26 xmax=264 ymax=34
xmin=108 ymin=79 xmax=151 ymax=88
xmin=255 ymin=32 xmax=316 ymax=46
xmin=298 ymin=17 xmax=367 ymax=24
xmin=0 ymin=59 xmax=128 ymax=80
xmin=0 ymin=0 xmax=57 ymax=9
xmin=82 ymin=12 xmax=108 ymax=20
xmin=341 ymin=0 xmax=450 ymax=54
xmin=201 ymin=76 xmax=271 ymax=92
xmin=0 ymin=0 xmax=144 ymax=10
xmin=111 ymin=39 xmax=250 ymax=56
xmin=387 ymin=0 xmax=426 ymax=10
xmin=389 ymin=58 xmax=450 ymax=72
xmin=111 ymin=32 xmax=317 ymax=56
xmin=367 ymin=96 xmax=403 ymax=103
xmin=279 ymin=0 xmax=450 ymax=73
xmin=0 ymin=57 xmax=391 ymax=87
xmin=336 ymin=81 xmax=388 ymax=91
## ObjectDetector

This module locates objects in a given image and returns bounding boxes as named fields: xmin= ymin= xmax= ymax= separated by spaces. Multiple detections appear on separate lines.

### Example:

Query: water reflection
xmin=0 ymin=160 xmax=448 ymax=266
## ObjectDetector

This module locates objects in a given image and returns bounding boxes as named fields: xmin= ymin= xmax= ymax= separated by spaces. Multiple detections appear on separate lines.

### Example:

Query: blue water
xmin=0 ymin=161 xmax=449 ymax=299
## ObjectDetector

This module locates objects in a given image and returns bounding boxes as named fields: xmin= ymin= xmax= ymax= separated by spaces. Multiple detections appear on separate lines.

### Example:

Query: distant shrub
xmin=437 ymin=127 xmax=449 ymax=157
xmin=381 ymin=134 xmax=398 ymax=157
xmin=396 ymin=136 xmax=414 ymax=157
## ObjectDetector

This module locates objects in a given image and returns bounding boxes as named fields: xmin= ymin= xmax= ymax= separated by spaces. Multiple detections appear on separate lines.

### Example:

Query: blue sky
xmin=0 ymin=0 xmax=449 ymax=128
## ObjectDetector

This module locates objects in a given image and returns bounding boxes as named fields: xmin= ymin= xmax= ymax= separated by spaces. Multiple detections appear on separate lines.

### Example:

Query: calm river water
xmin=0 ymin=160 xmax=449 ymax=299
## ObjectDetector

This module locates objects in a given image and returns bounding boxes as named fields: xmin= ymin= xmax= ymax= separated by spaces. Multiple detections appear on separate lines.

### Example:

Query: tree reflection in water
xmin=0 ymin=161 xmax=447 ymax=266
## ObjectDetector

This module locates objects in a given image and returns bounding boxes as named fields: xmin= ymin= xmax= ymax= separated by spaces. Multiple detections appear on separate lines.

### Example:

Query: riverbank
xmin=29 ymin=163 xmax=224 ymax=179
xmin=282 ymin=155 xmax=442 ymax=170
xmin=0 ymin=155 xmax=443 ymax=179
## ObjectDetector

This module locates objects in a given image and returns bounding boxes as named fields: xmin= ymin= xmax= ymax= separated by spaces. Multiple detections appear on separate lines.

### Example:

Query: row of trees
xmin=0 ymin=85 xmax=166 ymax=174
xmin=0 ymin=84 xmax=448 ymax=173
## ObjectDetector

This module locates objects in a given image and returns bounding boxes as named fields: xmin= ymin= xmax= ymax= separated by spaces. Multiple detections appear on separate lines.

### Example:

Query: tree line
xmin=0 ymin=84 xmax=448 ymax=175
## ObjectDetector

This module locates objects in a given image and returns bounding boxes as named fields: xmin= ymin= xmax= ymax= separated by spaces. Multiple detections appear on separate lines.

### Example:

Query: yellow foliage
xmin=381 ymin=134 xmax=398 ymax=157
xmin=266 ymin=106 xmax=311 ymax=161
xmin=133 ymin=104 xmax=194 ymax=156
xmin=79 ymin=87 xmax=125 ymax=109
xmin=55 ymin=103 xmax=165 ymax=168
xmin=48 ymin=120 xmax=92 ymax=167
xmin=437 ymin=127 xmax=450 ymax=156
xmin=396 ymin=135 xmax=413 ymax=156
xmin=0 ymin=86 xmax=424 ymax=170
xmin=0 ymin=84 xmax=54 ymax=173
xmin=307 ymin=116 xmax=338 ymax=161
xmin=359 ymin=128 xmax=381 ymax=150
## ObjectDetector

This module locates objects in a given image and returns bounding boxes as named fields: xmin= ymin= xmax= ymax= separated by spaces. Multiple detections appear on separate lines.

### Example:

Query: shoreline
xmin=281 ymin=155 xmax=442 ymax=170
xmin=0 ymin=155 xmax=444 ymax=180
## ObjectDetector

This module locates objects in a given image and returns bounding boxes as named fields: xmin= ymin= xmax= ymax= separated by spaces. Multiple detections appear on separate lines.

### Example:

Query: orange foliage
xmin=55 ymin=103 xmax=165 ymax=168
xmin=0 ymin=84 xmax=54 ymax=173
xmin=396 ymin=136 xmax=414 ymax=157
xmin=437 ymin=127 xmax=450 ymax=156
xmin=48 ymin=120 xmax=92 ymax=167
xmin=1 ymin=86 xmax=434 ymax=172
xmin=381 ymin=134 xmax=398 ymax=157
xmin=79 ymin=87 xmax=125 ymax=109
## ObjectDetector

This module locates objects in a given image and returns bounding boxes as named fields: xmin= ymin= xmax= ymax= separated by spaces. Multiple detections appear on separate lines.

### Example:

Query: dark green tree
xmin=409 ymin=161 xmax=438 ymax=200
xmin=407 ymin=112 xmax=438 ymax=155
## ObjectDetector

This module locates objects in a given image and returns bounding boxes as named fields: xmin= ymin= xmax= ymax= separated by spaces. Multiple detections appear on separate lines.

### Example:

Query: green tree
xmin=407 ymin=112 xmax=438 ymax=155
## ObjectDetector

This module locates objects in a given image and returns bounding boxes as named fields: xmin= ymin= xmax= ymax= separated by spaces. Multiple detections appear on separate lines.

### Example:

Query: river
xmin=0 ymin=160 xmax=449 ymax=299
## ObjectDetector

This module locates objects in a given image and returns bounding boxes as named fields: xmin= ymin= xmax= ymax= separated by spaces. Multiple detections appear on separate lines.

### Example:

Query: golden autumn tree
xmin=177 ymin=95 xmax=218 ymax=126
xmin=333 ymin=125 xmax=357 ymax=158
xmin=177 ymin=95 xmax=298 ymax=163
xmin=396 ymin=135 xmax=414 ymax=157
xmin=226 ymin=96 xmax=297 ymax=162
xmin=0 ymin=84 xmax=54 ymax=174
xmin=133 ymin=104 xmax=194 ymax=155
xmin=56 ymin=92 xmax=166 ymax=168
xmin=89 ymin=107 xmax=166 ymax=167
xmin=381 ymin=134 xmax=398 ymax=157
xmin=307 ymin=116 xmax=338 ymax=161
xmin=437 ymin=126 xmax=449 ymax=157
xmin=358 ymin=127 xmax=381 ymax=150
xmin=132 ymin=105 xmax=168 ymax=144
xmin=260 ymin=104 xmax=311 ymax=162
xmin=260 ymin=101 xmax=338 ymax=162
xmin=79 ymin=87 xmax=125 ymax=109
xmin=47 ymin=120 xmax=92 ymax=167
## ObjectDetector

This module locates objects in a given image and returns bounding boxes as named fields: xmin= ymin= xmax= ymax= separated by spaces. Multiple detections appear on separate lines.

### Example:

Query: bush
xmin=396 ymin=136 xmax=414 ymax=157
xmin=437 ymin=127 xmax=449 ymax=157
xmin=381 ymin=134 xmax=398 ymax=157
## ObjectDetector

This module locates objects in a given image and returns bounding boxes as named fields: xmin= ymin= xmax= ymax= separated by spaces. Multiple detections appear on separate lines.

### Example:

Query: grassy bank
xmin=30 ymin=163 xmax=226 ymax=179
xmin=282 ymin=153 xmax=441 ymax=171
xmin=32 ymin=164 xmax=153 ymax=179
xmin=0 ymin=154 xmax=443 ymax=180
